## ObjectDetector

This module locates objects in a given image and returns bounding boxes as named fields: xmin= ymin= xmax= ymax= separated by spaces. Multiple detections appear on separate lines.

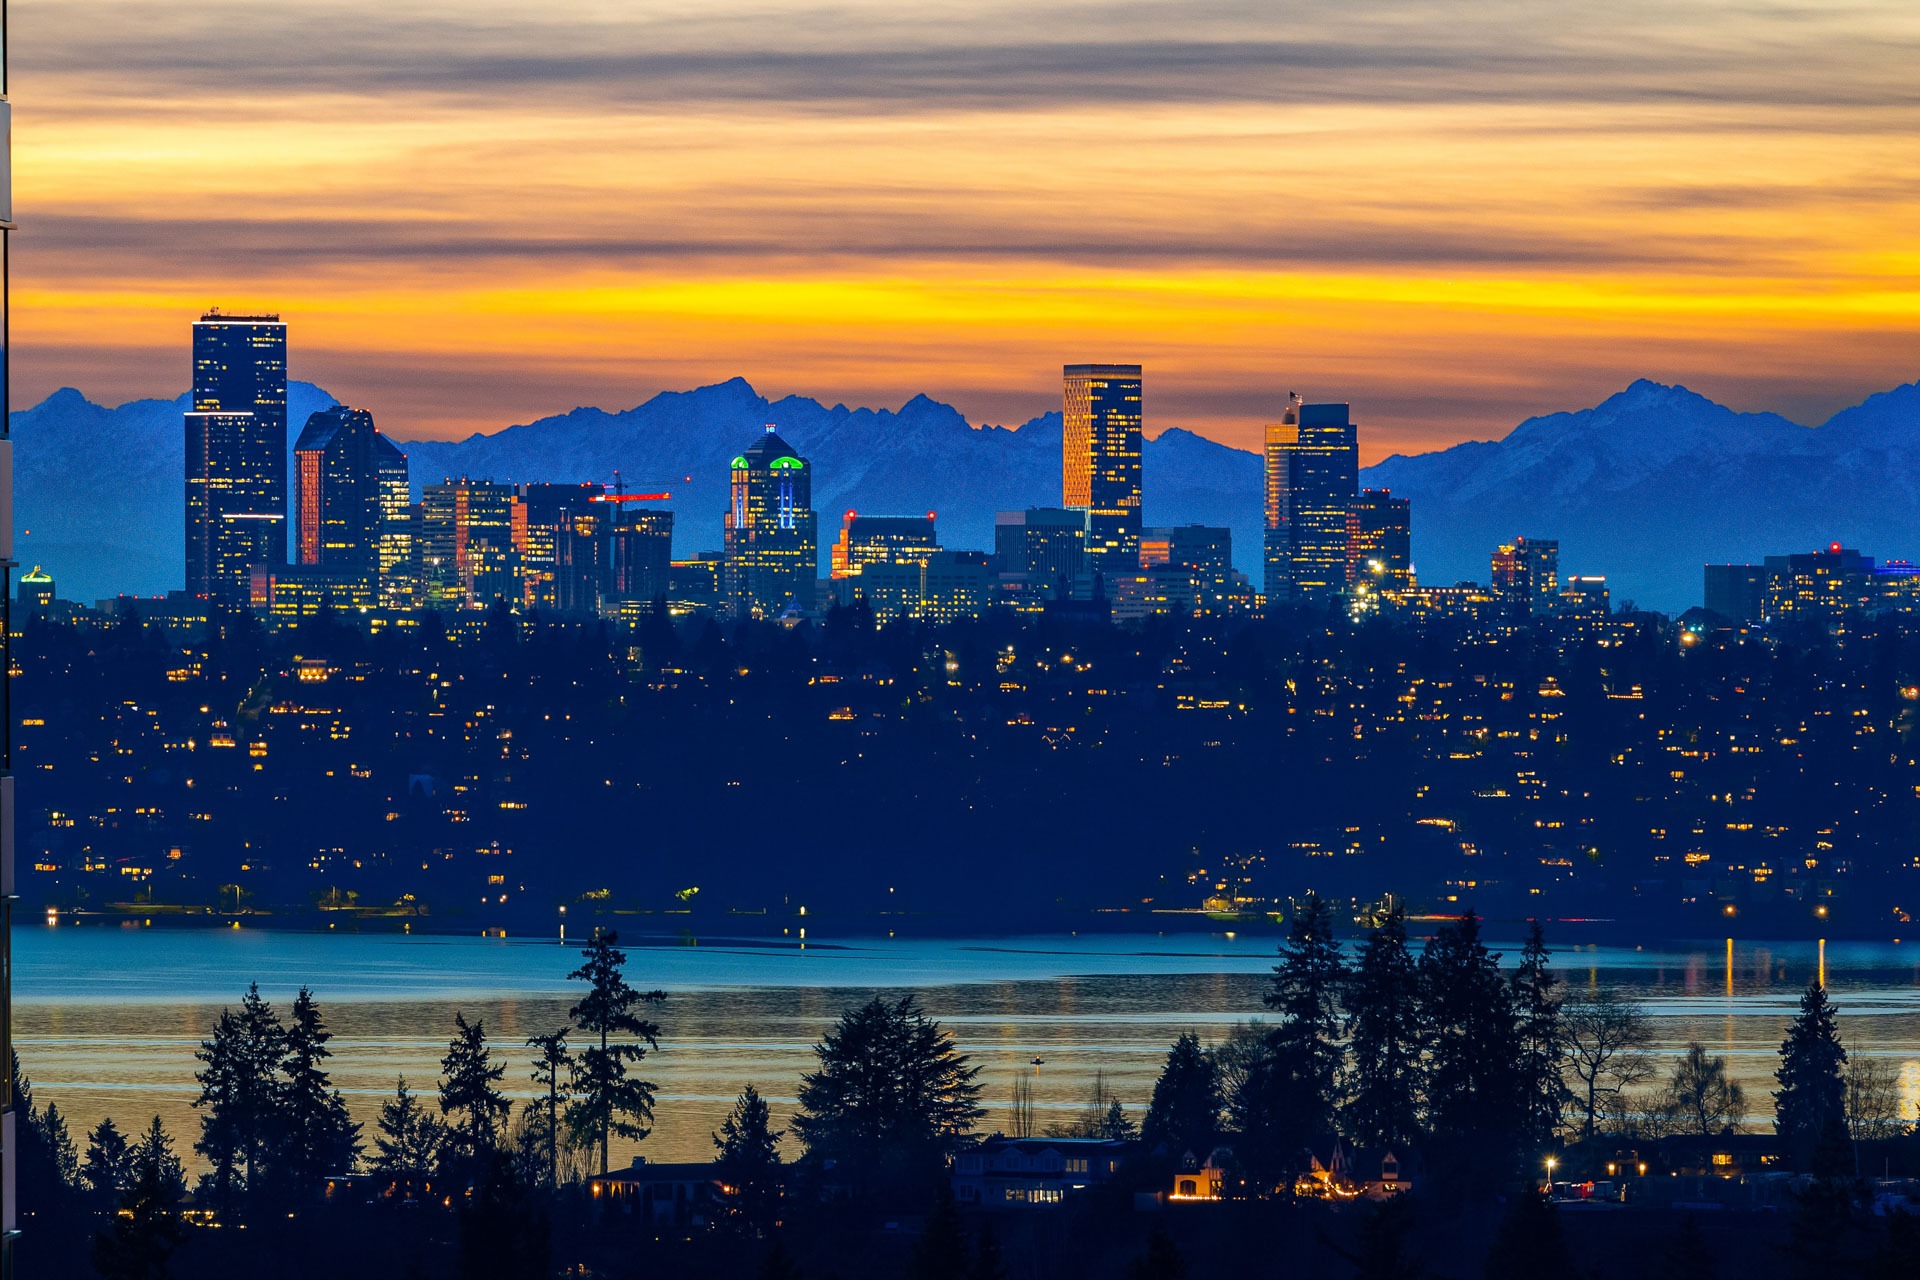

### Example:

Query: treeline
xmin=1132 ymin=903 xmax=1908 ymax=1190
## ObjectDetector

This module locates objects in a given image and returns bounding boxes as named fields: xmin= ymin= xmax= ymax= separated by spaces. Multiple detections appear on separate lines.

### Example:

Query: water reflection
xmin=15 ymin=931 xmax=1920 ymax=1168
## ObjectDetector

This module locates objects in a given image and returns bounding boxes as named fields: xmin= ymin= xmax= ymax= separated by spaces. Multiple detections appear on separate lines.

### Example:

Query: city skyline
xmin=9 ymin=0 xmax=1920 ymax=455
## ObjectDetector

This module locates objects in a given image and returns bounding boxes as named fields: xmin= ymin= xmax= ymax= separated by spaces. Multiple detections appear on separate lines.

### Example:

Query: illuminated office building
xmin=374 ymin=434 xmax=414 ymax=607
xmin=1140 ymin=525 xmax=1240 ymax=613
xmin=1346 ymin=490 xmax=1412 ymax=591
xmin=186 ymin=310 xmax=288 ymax=598
xmin=723 ymin=425 xmax=817 ymax=620
xmin=608 ymin=508 xmax=674 ymax=606
xmin=293 ymin=406 xmax=384 ymax=581
xmin=831 ymin=512 xmax=938 ymax=579
xmin=1062 ymin=364 xmax=1143 ymax=573
xmin=1491 ymin=536 xmax=1560 ymax=615
xmin=520 ymin=483 xmax=604 ymax=612
xmin=1265 ymin=400 xmax=1357 ymax=605
xmin=419 ymin=479 xmax=520 ymax=607
xmin=994 ymin=507 xmax=1087 ymax=597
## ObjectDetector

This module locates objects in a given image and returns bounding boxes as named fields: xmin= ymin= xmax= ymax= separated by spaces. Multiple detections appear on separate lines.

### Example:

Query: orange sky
xmin=12 ymin=0 xmax=1920 ymax=458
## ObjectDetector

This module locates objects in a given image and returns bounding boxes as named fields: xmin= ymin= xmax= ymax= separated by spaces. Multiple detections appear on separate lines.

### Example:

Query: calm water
xmin=17 ymin=927 xmax=1920 ymax=1169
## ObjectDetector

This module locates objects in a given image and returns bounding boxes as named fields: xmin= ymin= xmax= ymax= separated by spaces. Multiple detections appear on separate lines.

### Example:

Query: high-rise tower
xmin=293 ymin=406 xmax=383 ymax=576
xmin=186 ymin=311 xmax=288 ymax=597
xmin=1264 ymin=399 xmax=1357 ymax=605
xmin=1062 ymin=364 xmax=1142 ymax=574
xmin=723 ymin=425 xmax=817 ymax=620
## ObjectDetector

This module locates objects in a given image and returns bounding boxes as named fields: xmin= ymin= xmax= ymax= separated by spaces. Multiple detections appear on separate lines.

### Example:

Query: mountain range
xmin=14 ymin=374 xmax=1920 ymax=612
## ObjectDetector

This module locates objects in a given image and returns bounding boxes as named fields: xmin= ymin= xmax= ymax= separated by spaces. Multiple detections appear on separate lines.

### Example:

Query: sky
xmin=11 ymin=0 xmax=1920 ymax=459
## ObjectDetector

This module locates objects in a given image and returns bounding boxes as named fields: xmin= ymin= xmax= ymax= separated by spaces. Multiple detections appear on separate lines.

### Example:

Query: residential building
xmin=952 ymin=1138 xmax=1130 ymax=1209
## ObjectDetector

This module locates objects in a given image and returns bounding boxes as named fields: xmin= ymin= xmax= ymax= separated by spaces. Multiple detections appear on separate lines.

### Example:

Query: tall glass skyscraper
xmin=186 ymin=311 xmax=288 ymax=597
xmin=1062 ymin=364 xmax=1142 ymax=574
xmin=293 ymin=406 xmax=383 ymax=575
xmin=723 ymin=425 xmax=817 ymax=620
xmin=1264 ymin=401 xmax=1358 ymax=605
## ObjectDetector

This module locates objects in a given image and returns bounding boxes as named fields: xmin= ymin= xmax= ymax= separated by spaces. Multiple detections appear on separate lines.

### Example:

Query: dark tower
xmin=186 ymin=311 xmax=288 ymax=597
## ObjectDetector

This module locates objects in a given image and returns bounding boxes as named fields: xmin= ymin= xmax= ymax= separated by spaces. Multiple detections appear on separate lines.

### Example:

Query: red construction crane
xmin=590 ymin=469 xmax=689 ymax=504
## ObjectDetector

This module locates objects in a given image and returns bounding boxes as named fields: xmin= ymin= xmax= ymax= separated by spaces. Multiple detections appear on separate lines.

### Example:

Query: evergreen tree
xmin=526 ymin=1029 xmax=572 ymax=1189
xmin=371 ymin=1077 xmax=445 ymax=1180
xmin=564 ymin=930 xmax=666 ymax=1175
xmin=909 ymin=1186 xmax=968 ymax=1280
xmin=714 ymin=1084 xmax=784 ymax=1236
xmin=93 ymin=1117 xmax=187 ymax=1280
xmin=192 ymin=983 xmax=288 ymax=1213
xmin=1420 ymin=913 xmax=1523 ymax=1181
xmin=40 ymin=1101 xmax=80 ymax=1190
xmin=278 ymin=987 xmax=362 ymax=1196
xmin=1103 ymin=1098 xmax=1140 ymax=1142
xmin=792 ymin=994 xmax=983 ymax=1203
xmin=440 ymin=1013 xmax=513 ymax=1179
xmin=83 ymin=1117 xmax=135 ymax=1205
xmin=1776 ymin=981 xmax=1850 ymax=1173
xmin=1262 ymin=896 xmax=1348 ymax=1129
xmin=1141 ymin=1033 xmax=1220 ymax=1157
xmin=1343 ymin=906 xmax=1425 ymax=1151
xmin=1510 ymin=921 xmax=1566 ymax=1147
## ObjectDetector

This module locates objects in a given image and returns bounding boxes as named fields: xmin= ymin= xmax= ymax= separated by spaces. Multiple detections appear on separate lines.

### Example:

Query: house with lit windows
xmin=951 ymin=1136 xmax=1130 ymax=1208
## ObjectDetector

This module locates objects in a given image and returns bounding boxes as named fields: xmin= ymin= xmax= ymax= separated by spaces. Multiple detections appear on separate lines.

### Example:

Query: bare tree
xmin=1661 ymin=1042 xmax=1745 ymax=1136
xmin=1845 ymin=1054 xmax=1910 ymax=1142
xmin=1561 ymin=992 xmax=1655 ymax=1139
xmin=1009 ymin=1074 xmax=1036 ymax=1139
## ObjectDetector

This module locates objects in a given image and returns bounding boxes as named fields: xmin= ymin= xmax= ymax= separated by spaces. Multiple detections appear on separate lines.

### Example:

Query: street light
xmin=1544 ymin=1156 xmax=1557 ymax=1194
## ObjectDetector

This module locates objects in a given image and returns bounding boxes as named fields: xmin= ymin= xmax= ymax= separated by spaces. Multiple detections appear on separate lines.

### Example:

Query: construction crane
xmin=590 ymin=469 xmax=688 ymax=505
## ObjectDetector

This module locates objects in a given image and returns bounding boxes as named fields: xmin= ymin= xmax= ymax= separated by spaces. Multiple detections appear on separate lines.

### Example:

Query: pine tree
xmin=192 ymin=982 xmax=288 ymax=1213
xmin=1775 ymin=981 xmax=1849 ymax=1173
xmin=1251 ymin=896 xmax=1347 ymax=1169
xmin=279 ymin=987 xmax=363 ymax=1196
xmin=714 ymin=1084 xmax=784 ymax=1235
xmin=1141 ymin=1033 xmax=1220 ymax=1157
xmin=1510 ymin=921 xmax=1566 ymax=1148
xmin=82 ymin=1117 xmax=134 ymax=1205
xmin=40 ymin=1102 xmax=80 ymax=1190
xmin=371 ymin=1077 xmax=446 ymax=1180
xmin=792 ymin=994 xmax=983 ymax=1203
xmin=1419 ymin=913 xmax=1524 ymax=1184
xmin=1343 ymin=906 xmax=1425 ymax=1151
xmin=440 ymin=1013 xmax=513 ymax=1179
xmin=526 ymin=1029 xmax=572 ymax=1189
xmin=93 ymin=1118 xmax=187 ymax=1280
xmin=564 ymin=930 xmax=666 ymax=1175
xmin=1103 ymin=1098 xmax=1140 ymax=1142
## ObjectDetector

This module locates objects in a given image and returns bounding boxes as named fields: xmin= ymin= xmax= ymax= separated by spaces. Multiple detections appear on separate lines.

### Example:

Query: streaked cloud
xmin=8 ymin=0 xmax=1920 ymax=456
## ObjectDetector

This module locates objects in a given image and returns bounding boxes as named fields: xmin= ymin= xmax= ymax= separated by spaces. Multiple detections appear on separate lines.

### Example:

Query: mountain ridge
xmin=14 ymin=374 xmax=1920 ymax=612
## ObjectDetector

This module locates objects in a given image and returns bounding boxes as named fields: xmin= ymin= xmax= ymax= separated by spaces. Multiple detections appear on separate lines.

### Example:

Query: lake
xmin=17 ymin=926 xmax=1920 ymax=1170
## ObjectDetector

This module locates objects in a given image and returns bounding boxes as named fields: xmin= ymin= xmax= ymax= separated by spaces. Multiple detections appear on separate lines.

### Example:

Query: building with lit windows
xmin=519 ymin=483 xmax=604 ymax=611
xmin=1140 ymin=525 xmax=1245 ymax=614
xmin=1265 ymin=400 xmax=1358 ymax=605
xmin=186 ymin=311 xmax=288 ymax=598
xmin=419 ymin=479 xmax=521 ymax=607
xmin=831 ymin=512 xmax=939 ymax=579
xmin=722 ymin=425 xmax=818 ymax=620
xmin=1491 ymin=536 xmax=1560 ymax=615
xmin=1062 ymin=364 xmax=1142 ymax=575
xmin=1346 ymin=490 xmax=1411 ymax=592
xmin=374 ymin=435 xmax=413 ymax=607
xmin=608 ymin=508 xmax=674 ymax=608
xmin=994 ymin=507 xmax=1088 ymax=603
xmin=293 ymin=407 xmax=385 ymax=585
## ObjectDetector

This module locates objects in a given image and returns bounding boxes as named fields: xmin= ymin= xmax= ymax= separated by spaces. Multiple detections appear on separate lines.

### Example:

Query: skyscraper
xmin=1346 ymin=489 xmax=1412 ymax=591
xmin=419 ymin=479 xmax=520 ymax=607
xmin=1062 ymin=364 xmax=1142 ymax=574
xmin=1265 ymin=400 xmax=1358 ymax=605
xmin=723 ymin=425 xmax=817 ymax=620
xmin=608 ymin=508 xmax=674 ymax=606
xmin=293 ymin=406 xmax=383 ymax=575
xmin=186 ymin=311 xmax=288 ymax=598
xmin=374 ymin=434 xmax=414 ymax=607
xmin=994 ymin=507 xmax=1087 ymax=596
